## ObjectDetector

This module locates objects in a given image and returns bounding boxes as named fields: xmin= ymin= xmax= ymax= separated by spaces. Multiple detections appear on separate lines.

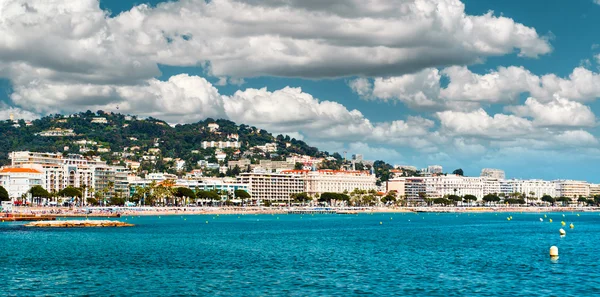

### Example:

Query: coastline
xmin=3 ymin=206 xmax=599 ymax=217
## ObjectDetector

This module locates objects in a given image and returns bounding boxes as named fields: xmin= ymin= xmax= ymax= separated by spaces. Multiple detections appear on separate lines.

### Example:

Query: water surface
xmin=1 ymin=212 xmax=599 ymax=296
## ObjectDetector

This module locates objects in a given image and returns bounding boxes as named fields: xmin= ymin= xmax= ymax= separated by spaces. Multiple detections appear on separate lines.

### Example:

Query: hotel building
xmin=281 ymin=170 xmax=377 ymax=196
xmin=237 ymin=172 xmax=304 ymax=202
xmin=554 ymin=180 xmax=590 ymax=198
xmin=0 ymin=168 xmax=44 ymax=201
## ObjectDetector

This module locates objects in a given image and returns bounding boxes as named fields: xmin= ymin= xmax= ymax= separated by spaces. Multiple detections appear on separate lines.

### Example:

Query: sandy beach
xmin=3 ymin=205 xmax=599 ymax=217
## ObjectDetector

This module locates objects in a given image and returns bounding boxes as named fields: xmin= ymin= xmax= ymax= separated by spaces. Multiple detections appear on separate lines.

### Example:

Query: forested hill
xmin=0 ymin=110 xmax=329 ymax=169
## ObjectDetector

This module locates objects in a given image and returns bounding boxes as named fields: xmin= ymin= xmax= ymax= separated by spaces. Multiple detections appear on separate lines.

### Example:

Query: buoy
xmin=539 ymin=218 xmax=543 ymax=222
xmin=570 ymin=223 xmax=574 ymax=229
xmin=380 ymin=221 xmax=382 ymax=225
xmin=559 ymin=228 xmax=566 ymax=236
xmin=562 ymin=214 xmax=565 ymax=217
xmin=549 ymin=219 xmax=553 ymax=223
xmin=544 ymin=214 xmax=547 ymax=218
xmin=549 ymin=246 xmax=559 ymax=258
xmin=561 ymin=221 xmax=566 ymax=226
xmin=577 ymin=214 xmax=580 ymax=217
xmin=205 ymin=221 xmax=208 ymax=224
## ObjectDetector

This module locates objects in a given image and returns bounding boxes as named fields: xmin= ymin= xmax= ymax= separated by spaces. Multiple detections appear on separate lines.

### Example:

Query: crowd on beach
xmin=3 ymin=205 xmax=599 ymax=217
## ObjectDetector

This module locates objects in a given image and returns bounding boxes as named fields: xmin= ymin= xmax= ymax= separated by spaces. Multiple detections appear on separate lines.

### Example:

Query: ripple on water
xmin=1 ymin=213 xmax=600 ymax=296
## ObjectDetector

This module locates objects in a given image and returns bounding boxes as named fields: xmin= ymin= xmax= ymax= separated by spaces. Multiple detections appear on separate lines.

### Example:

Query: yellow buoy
xmin=544 ymin=214 xmax=547 ymax=218
xmin=205 ymin=221 xmax=208 ymax=224
xmin=549 ymin=246 xmax=559 ymax=258
xmin=577 ymin=214 xmax=580 ymax=217
xmin=380 ymin=221 xmax=382 ymax=225
xmin=570 ymin=223 xmax=574 ymax=229
xmin=559 ymin=228 xmax=566 ymax=236
xmin=561 ymin=221 xmax=566 ymax=226
xmin=549 ymin=219 xmax=553 ymax=223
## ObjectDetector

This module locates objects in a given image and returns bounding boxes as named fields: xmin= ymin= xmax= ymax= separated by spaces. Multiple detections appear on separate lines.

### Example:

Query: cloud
xmin=554 ymin=130 xmax=598 ymax=146
xmin=13 ymin=0 xmax=545 ymax=80
xmin=352 ymin=65 xmax=600 ymax=109
xmin=10 ymin=74 xmax=226 ymax=123
xmin=436 ymin=108 xmax=534 ymax=138
xmin=506 ymin=96 xmax=596 ymax=127
xmin=0 ymin=103 xmax=39 ymax=121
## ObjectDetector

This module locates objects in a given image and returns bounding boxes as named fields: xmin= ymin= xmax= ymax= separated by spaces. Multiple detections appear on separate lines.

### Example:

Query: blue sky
xmin=1 ymin=0 xmax=600 ymax=180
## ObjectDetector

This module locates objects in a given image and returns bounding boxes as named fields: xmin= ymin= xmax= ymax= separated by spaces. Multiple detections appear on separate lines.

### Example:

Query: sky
xmin=1 ymin=0 xmax=600 ymax=181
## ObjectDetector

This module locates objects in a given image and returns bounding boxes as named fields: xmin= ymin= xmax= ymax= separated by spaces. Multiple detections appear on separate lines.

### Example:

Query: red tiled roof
xmin=0 ymin=168 xmax=42 ymax=174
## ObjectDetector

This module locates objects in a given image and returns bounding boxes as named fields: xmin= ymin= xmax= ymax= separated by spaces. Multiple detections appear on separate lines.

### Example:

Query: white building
xmin=91 ymin=117 xmax=108 ymax=124
xmin=9 ymin=151 xmax=124 ymax=199
xmin=207 ymin=123 xmax=219 ymax=132
xmin=37 ymin=128 xmax=76 ymax=137
xmin=554 ymin=180 xmax=589 ymax=198
xmin=480 ymin=168 xmax=506 ymax=180
xmin=0 ymin=167 xmax=44 ymax=201
xmin=427 ymin=165 xmax=443 ymax=174
xmin=282 ymin=169 xmax=377 ymax=196
xmin=202 ymin=141 xmax=240 ymax=149
xmin=511 ymin=179 xmax=557 ymax=198
xmin=237 ymin=172 xmax=304 ymax=202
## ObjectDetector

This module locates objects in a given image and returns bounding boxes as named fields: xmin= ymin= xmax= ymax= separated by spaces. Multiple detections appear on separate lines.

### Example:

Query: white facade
xmin=281 ymin=170 xmax=377 ymax=196
xmin=237 ymin=173 xmax=304 ymax=202
xmin=480 ymin=168 xmax=506 ymax=180
xmin=37 ymin=128 xmax=76 ymax=137
xmin=202 ymin=141 xmax=240 ymax=149
xmin=554 ymin=180 xmax=589 ymax=198
xmin=427 ymin=165 xmax=443 ymax=174
xmin=9 ymin=151 xmax=123 ymax=199
xmin=0 ymin=168 xmax=44 ymax=200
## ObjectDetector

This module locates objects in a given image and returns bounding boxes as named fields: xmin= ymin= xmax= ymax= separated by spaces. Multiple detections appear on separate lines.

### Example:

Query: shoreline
xmin=3 ymin=206 xmax=599 ymax=217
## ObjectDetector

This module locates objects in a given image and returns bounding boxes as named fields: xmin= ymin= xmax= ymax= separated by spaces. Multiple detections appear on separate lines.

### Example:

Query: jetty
xmin=24 ymin=220 xmax=134 ymax=228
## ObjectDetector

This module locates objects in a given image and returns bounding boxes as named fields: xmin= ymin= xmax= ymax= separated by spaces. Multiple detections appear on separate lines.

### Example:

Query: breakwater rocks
xmin=24 ymin=220 xmax=134 ymax=228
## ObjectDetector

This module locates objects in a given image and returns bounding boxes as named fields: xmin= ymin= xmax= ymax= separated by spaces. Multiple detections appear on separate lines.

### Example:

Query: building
xmin=207 ymin=123 xmax=219 ymax=132
xmin=259 ymin=160 xmax=294 ymax=172
xmin=91 ymin=117 xmax=108 ymax=124
xmin=36 ymin=128 xmax=76 ymax=137
xmin=202 ymin=141 xmax=240 ymax=149
xmin=589 ymin=184 xmax=600 ymax=196
xmin=237 ymin=172 xmax=304 ymax=202
xmin=228 ymin=159 xmax=251 ymax=170
xmin=0 ymin=167 xmax=44 ymax=201
xmin=554 ymin=180 xmax=589 ymax=198
xmin=8 ymin=151 xmax=124 ymax=200
xmin=480 ymin=168 xmax=506 ymax=180
xmin=507 ymin=179 xmax=556 ymax=198
xmin=427 ymin=165 xmax=443 ymax=174
xmin=282 ymin=169 xmax=377 ymax=196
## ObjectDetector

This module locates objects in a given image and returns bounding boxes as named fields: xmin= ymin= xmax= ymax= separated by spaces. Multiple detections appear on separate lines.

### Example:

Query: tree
xmin=58 ymin=187 xmax=83 ymax=198
xmin=0 ymin=186 xmax=8 ymax=201
xmin=577 ymin=196 xmax=588 ymax=204
xmin=235 ymin=189 xmax=251 ymax=205
xmin=482 ymin=194 xmax=500 ymax=205
xmin=86 ymin=198 xmax=98 ymax=205
xmin=294 ymin=162 xmax=304 ymax=170
xmin=174 ymin=187 xmax=195 ymax=206
xmin=463 ymin=194 xmax=477 ymax=206
xmin=447 ymin=194 xmax=462 ymax=205
xmin=197 ymin=190 xmax=220 ymax=205
xmin=433 ymin=198 xmax=451 ymax=205
xmin=291 ymin=192 xmax=309 ymax=203
xmin=29 ymin=185 xmax=50 ymax=200
xmin=452 ymin=168 xmax=464 ymax=176
xmin=381 ymin=193 xmax=397 ymax=205
xmin=541 ymin=195 xmax=555 ymax=205
xmin=556 ymin=196 xmax=571 ymax=206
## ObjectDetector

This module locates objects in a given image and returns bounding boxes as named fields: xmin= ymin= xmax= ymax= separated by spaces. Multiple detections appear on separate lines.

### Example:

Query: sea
xmin=1 ymin=212 xmax=599 ymax=296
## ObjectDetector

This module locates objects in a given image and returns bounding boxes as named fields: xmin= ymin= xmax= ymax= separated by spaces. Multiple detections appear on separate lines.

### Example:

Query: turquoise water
xmin=1 ymin=212 xmax=600 ymax=296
